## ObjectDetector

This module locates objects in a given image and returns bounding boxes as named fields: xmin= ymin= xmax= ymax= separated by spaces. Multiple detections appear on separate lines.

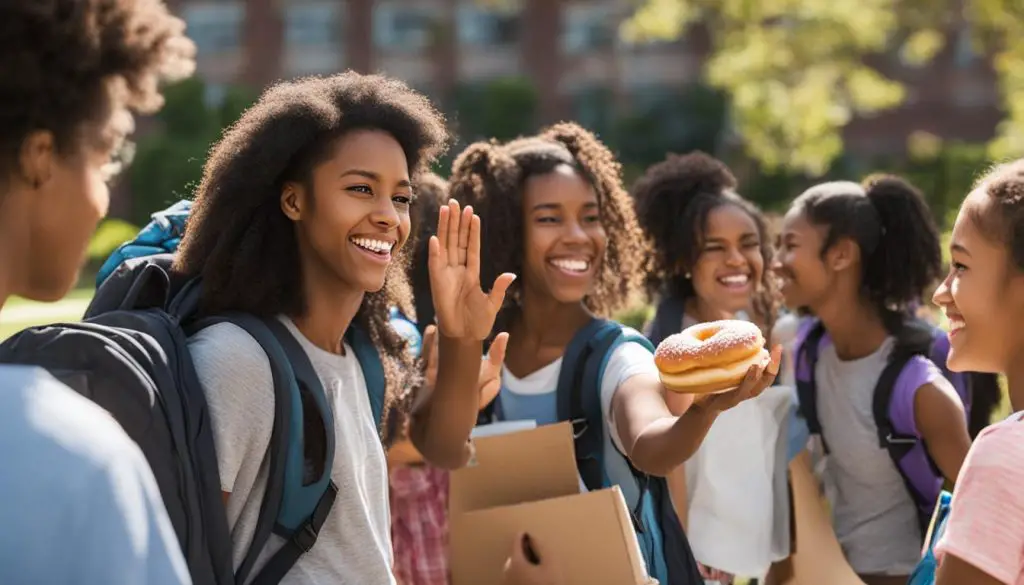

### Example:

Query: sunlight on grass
xmin=0 ymin=289 xmax=94 ymax=341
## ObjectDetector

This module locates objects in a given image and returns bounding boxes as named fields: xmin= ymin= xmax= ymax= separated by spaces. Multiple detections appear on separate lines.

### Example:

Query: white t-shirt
xmin=189 ymin=317 xmax=394 ymax=585
xmin=497 ymin=333 xmax=658 ymax=509
xmin=680 ymin=314 xmax=792 ymax=577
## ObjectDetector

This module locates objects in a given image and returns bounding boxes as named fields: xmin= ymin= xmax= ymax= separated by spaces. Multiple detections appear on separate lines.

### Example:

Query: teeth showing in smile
xmin=551 ymin=259 xmax=589 ymax=273
xmin=351 ymin=237 xmax=393 ymax=254
xmin=718 ymin=274 xmax=750 ymax=286
xmin=948 ymin=316 xmax=966 ymax=333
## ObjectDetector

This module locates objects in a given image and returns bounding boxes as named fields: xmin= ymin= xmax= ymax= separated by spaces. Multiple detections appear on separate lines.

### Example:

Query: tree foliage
xmin=622 ymin=0 xmax=1024 ymax=175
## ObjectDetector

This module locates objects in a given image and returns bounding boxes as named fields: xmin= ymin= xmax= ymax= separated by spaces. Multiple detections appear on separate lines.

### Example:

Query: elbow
xmin=409 ymin=425 xmax=471 ymax=470
xmin=420 ymin=441 xmax=471 ymax=470
xmin=624 ymin=446 xmax=676 ymax=478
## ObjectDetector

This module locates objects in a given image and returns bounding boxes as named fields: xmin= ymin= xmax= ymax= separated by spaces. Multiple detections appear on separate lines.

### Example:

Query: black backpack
xmin=0 ymin=254 xmax=387 ymax=585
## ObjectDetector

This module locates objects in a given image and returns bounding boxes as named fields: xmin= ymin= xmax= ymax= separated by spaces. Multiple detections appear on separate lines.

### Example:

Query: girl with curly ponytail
xmin=450 ymin=122 xmax=781 ymax=585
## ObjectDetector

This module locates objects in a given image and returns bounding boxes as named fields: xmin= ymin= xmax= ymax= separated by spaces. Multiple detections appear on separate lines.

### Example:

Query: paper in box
xmin=448 ymin=422 xmax=655 ymax=585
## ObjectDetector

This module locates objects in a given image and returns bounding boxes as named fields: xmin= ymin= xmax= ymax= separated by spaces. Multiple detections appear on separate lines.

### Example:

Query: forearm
xmin=409 ymin=335 xmax=482 ymax=469
xmin=627 ymin=407 xmax=719 ymax=477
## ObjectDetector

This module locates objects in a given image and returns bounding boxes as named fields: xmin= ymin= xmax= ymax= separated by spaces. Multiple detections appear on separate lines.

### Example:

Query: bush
xmin=87 ymin=219 xmax=141 ymax=262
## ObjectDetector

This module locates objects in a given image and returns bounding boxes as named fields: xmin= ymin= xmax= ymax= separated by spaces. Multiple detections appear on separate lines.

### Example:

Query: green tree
xmin=128 ymin=79 xmax=257 ymax=225
xmin=622 ymin=0 xmax=1024 ymax=175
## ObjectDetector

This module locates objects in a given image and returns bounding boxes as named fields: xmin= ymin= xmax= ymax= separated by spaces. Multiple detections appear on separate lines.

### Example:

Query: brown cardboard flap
xmin=449 ymin=422 xmax=580 ymax=515
xmin=449 ymin=488 xmax=652 ymax=585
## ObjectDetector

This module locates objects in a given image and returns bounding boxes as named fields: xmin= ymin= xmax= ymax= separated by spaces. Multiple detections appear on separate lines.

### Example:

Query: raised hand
xmin=692 ymin=345 xmax=783 ymax=414
xmin=429 ymin=199 xmax=516 ymax=340
xmin=420 ymin=325 xmax=508 ymax=411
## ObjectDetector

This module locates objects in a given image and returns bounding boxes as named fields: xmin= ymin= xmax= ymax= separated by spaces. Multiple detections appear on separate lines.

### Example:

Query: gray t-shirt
xmin=814 ymin=337 xmax=942 ymax=576
xmin=189 ymin=317 xmax=394 ymax=585
xmin=0 ymin=365 xmax=190 ymax=585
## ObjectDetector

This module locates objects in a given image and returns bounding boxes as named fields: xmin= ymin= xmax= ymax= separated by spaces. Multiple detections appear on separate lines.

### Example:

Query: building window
xmin=563 ymin=4 xmax=617 ymax=54
xmin=457 ymin=4 xmax=520 ymax=48
xmin=374 ymin=3 xmax=437 ymax=51
xmin=182 ymin=2 xmax=243 ymax=55
xmin=285 ymin=2 xmax=341 ymax=49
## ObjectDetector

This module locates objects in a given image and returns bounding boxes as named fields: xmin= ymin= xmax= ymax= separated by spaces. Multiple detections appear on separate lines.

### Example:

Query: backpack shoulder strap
xmin=872 ymin=323 xmax=938 ymax=536
xmin=345 ymin=325 xmax=387 ymax=431
xmin=794 ymin=318 xmax=828 ymax=447
xmin=191 ymin=314 xmax=337 ymax=585
xmin=647 ymin=295 xmax=686 ymax=347
xmin=555 ymin=318 xmax=623 ymax=492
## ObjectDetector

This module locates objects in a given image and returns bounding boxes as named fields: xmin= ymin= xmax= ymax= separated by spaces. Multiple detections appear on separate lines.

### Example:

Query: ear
xmin=18 ymin=130 xmax=55 ymax=189
xmin=824 ymin=237 xmax=860 ymax=272
xmin=280 ymin=181 xmax=305 ymax=221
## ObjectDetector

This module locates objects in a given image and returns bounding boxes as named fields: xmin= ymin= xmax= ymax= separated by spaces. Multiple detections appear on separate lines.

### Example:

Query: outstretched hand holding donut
xmin=690 ymin=344 xmax=782 ymax=413
xmin=654 ymin=320 xmax=782 ymax=414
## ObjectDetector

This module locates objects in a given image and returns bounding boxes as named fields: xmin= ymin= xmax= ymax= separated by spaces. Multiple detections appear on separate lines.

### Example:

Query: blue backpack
xmin=490 ymin=318 xmax=703 ymax=585
xmin=1 ymin=200 xmax=387 ymax=585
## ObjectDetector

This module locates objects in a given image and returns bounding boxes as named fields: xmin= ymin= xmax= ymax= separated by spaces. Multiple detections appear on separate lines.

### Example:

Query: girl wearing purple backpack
xmin=773 ymin=175 xmax=972 ymax=585
xmin=930 ymin=160 xmax=1024 ymax=585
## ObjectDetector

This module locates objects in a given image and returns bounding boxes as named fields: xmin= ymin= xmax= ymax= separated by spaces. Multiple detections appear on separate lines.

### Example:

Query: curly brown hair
xmin=173 ymin=72 xmax=449 ymax=422
xmin=969 ymin=159 xmax=1024 ymax=272
xmin=0 ymin=0 xmax=194 ymax=178
xmin=408 ymin=172 xmax=449 ymax=332
xmin=632 ymin=151 xmax=779 ymax=332
xmin=448 ymin=122 xmax=646 ymax=334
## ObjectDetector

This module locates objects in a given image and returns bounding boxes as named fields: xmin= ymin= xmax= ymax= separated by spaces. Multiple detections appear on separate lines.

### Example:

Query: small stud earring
xmin=685 ymin=272 xmax=692 ymax=279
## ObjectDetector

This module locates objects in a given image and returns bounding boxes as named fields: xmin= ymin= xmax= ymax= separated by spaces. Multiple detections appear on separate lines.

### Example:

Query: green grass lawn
xmin=0 ymin=289 xmax=94 ymax=340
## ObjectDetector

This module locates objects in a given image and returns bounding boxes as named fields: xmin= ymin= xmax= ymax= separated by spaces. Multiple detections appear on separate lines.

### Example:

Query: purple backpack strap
xmin=928 ymin=331 xmax=972 ymax=411
xmin=875 ymin=350 xmax=945 ymax=536
xmin=793 ymin=317 xmax=830 ymax=449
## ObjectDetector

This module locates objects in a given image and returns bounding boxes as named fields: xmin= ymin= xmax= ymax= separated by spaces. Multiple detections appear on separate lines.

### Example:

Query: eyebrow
xmin=341 ymin=169 xmax=411 ymax=188
xmin=950 ymin=242 xmax=972 ymax=257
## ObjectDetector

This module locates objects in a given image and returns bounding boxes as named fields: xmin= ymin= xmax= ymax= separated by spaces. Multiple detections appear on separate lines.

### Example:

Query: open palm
xmin=429 ymin=199 xmax=516 ymax=340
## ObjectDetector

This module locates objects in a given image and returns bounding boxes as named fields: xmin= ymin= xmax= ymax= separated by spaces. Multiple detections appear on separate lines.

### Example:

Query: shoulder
xmin=189 ymin=322 xmax=273 ymax=387
xmin=0 ymin=367 xmax=166 ymax=513
xmin=964 ymin=418 xmax=1024 ymax=471
xmin=603 ymin=326 xmax=658 ymax=390
xmin=188 ymin=322 xmax=276 ymax=416
xmin=0 ymin=366 xmax=144 ymax=469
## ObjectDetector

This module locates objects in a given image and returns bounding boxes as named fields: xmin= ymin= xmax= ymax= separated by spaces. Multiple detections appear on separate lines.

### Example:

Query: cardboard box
xmin=449 ymin=422 xmax=656 ymax=585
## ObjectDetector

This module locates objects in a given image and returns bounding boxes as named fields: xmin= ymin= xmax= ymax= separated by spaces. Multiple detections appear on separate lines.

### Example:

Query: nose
xmin=771 ymin=249 xmax=785 ymax=273
xmin=561 ymin=217 xmax=588 ymax=245
xmin=932 ymin=269 xmax=954 ymax=307
xmin=371 ymin=196 xmax=401 ymax=230
xmin=725 ymin=246 xmax=746 ymax=267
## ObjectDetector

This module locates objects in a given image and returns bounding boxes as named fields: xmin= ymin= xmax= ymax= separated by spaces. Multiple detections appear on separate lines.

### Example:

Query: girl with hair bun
xmin=634 ymin=152 xmax=788 ymax=585
xmin=450 ymin=123 xmax=781 ymax=585
xmin=931 ymin=159 xmax=1024 ymax=585
xmin=774 ymin=175 xmax=972 ymax=585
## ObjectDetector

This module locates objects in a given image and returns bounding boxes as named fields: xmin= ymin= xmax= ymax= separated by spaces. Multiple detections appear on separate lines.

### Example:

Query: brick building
xmin=174 ymin=0 xmax=1000 ymax=157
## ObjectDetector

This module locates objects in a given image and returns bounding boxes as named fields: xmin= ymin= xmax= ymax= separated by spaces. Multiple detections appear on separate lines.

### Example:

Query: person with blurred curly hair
xmin=0 ymin=0 xmax=194 ymax=583
xmin=450 ymin=122 xmax=781 ymax=585
xmin=174 ymin=71 xmax=514 ymax=584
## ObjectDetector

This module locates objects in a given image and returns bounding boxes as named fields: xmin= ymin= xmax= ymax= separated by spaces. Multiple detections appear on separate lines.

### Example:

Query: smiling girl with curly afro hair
xmin=449 ymin=122 xmax=781 ymax=585
xmin=173 ymin=71 xmax=513 ymax=583
xmin=631 ymin=151 xmax=787 ymax=583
